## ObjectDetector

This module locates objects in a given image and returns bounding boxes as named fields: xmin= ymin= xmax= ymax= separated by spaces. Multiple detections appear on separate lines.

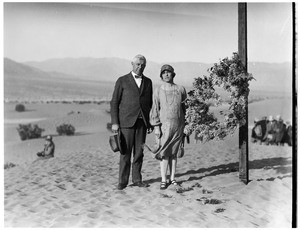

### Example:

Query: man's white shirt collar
xmin=131 ymin=71 xmax=143 ymax=78
xmin=131 ymin=71 xmax=142 ymax=88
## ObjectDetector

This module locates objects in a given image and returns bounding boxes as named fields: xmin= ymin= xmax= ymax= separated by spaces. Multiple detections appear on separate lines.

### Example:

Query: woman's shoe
xmin=160 ymin=181 xmax=167 ymax=190
xmin=171 ymin=180 xmax=178 ymax=186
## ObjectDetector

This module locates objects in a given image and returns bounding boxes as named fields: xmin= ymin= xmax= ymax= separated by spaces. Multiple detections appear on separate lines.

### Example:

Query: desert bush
xmin=196 ymin=197 xmax=223 ymax=205
xmin=56 ymin=123 xmax=75 ymax=135
xmin=176 ymin=187 xmax=194 ymax=194
xmin=15 ymin=103 xmax=25 ymax=112
xmin=17 ymin=123 xmax=44 ymax=141
xmin=4 ymin=162 xmax=17 ymax=170
xmin=97 ymin=101 xmax=105 ymax=105
xmin=62 ymin=100 xmax=71 ymax=104
xmin=78 ymin=101 xmax=90 ymax=104
xmin=215 ymin=208 xmax=226 ymax=213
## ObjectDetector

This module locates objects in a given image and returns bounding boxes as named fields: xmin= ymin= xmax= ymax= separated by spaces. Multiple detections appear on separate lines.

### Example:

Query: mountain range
xmin=4 ymin=57 xmax=292 ymax=101
xmin=24 ymin=57 xmax=292 ymax=91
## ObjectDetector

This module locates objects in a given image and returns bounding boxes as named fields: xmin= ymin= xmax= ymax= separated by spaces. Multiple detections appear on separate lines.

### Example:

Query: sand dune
xmin=4 ymin=101 xmax=293 ymax=227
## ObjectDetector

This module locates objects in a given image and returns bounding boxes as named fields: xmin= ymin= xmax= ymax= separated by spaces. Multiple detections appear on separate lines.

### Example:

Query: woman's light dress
xmin=150 ymin=84 xmax=187 ymax=158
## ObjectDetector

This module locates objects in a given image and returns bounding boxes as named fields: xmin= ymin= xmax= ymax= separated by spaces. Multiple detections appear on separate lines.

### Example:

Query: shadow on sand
xmin=24 ymin=109 xmax=37 ymax=112
xmin=42 ymin=132 xmax=92 ymax=139
xmin=144 ymin=157 xmax=292 ymax=185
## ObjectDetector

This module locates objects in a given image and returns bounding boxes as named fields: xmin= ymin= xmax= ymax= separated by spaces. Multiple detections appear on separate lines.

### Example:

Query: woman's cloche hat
xmin=160 ymin=64 xmax=176 ymax=78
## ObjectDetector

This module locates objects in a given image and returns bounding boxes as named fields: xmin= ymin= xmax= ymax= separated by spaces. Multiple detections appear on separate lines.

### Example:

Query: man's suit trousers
xmin=119 ymin=118 xmax=147 ymax=185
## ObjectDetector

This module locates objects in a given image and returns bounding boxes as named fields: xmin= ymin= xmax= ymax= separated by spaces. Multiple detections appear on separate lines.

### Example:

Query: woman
xmin=150 ymin=64 xmax=187 ymax=190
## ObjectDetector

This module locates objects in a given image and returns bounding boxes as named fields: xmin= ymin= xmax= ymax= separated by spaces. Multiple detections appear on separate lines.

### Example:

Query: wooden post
xmin=238 ymin=3 xmax=249 ymax=184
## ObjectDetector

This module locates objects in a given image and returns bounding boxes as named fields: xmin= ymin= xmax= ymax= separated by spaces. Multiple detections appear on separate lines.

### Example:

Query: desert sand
xmin=4 ymin=100 xmax=293 ymax=227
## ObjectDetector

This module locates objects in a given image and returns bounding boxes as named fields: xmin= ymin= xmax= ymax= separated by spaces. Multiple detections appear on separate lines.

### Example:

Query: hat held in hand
xmin=109 ymin=131 xmax=124 ymax=154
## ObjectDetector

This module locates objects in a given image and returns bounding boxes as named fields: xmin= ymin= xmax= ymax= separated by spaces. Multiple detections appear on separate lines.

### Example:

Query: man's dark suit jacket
xmin=110 ymin=73 xmax=153 ymax=128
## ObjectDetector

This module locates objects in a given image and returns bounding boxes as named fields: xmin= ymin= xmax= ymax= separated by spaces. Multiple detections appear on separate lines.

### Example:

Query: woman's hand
xmin=154 ymin=126 xmax=162 ymax=138
xmin=111 ymin=124 xmax=119 ymax=133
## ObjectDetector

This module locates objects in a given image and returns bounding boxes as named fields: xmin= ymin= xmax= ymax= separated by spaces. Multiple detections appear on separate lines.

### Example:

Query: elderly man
xmin=110 ymin=54 xmax=153 ymax=190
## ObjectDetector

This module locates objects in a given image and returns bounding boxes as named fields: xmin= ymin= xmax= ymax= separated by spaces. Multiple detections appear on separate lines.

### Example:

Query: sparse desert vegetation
xmin=3 ymin=60 xmax=293 ymax=228
xmin=4 ymin=162 xmax=17 ymax=170
xmin=56 ymin=123 xmax=76 ymax=136
xmin=4 ymin=95 xmax=292 ymax=228
xmin=16 ymin=123 xmax=44 ymax=141
xmin=15 ymin=103 xmax=25 ymax=112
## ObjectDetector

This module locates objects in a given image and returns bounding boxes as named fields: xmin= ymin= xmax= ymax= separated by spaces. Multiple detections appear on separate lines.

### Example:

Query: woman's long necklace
xmin=164 ymin=84 xmax=176 ymax=105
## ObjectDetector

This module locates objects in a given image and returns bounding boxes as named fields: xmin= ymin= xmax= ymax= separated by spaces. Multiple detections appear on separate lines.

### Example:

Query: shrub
xmin=56 ymin=123 xmax=75 ymax=135
xmin=17 ymin=123 xmax=44 ymax=141
xmin=97 ymin=101 xmax=105 ymax=105
xmin=4 ymin=162 xmax=17 ymax=170
xmin=15 ymin=104 xmax=25 ymax=112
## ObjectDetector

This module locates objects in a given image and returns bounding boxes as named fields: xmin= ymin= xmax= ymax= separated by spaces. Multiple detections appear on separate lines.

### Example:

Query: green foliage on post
xmin=184 ymin=53 xmax=254 ymax=142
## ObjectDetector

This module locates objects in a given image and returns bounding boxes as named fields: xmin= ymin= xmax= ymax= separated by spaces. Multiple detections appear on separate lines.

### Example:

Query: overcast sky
xmin=3 ymin=2 xmax=293 ymax=63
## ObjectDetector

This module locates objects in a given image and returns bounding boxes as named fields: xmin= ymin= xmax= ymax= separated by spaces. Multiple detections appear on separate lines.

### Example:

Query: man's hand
xmin=112 ymin=124 xmax=120 ymax=133
xmin=154 ymin=126 xmax=161 ymax=138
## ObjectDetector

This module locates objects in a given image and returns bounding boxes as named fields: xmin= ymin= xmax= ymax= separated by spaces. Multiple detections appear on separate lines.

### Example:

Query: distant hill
xmin=24 ymin=57 xmax=292 ymax=92
xmin=4 ymin=57 xmax=292 ymax=102
xmin=4 ymin=58 xmax=115 ymax=102
xmin=4 ymin=58 xmax=52 ymax=80
xmin=24 ymin=58 xmax=213 ymax=86
xmin=25 ymin=57 xmax=132 ymax=81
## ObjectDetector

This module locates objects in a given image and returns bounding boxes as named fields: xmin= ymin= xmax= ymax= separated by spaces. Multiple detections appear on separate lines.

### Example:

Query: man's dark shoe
xmin=132 ymin=181 xmax=149 ymax=188
xmin=117 ymin=183 xmax=127 ymax=190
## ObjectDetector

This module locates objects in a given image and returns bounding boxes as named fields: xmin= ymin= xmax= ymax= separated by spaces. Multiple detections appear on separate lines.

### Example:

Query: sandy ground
xmin=3 ymin=101 xmax=293 ymax=227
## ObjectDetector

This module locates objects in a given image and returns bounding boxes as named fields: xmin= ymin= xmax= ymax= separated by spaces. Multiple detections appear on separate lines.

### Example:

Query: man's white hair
xmin=132 ymin=54 xmax=146 ymax=64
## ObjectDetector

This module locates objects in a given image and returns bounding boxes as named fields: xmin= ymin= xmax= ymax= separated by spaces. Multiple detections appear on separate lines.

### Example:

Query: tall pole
xmin=238 ymin=3 xmax=249 ymax=184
